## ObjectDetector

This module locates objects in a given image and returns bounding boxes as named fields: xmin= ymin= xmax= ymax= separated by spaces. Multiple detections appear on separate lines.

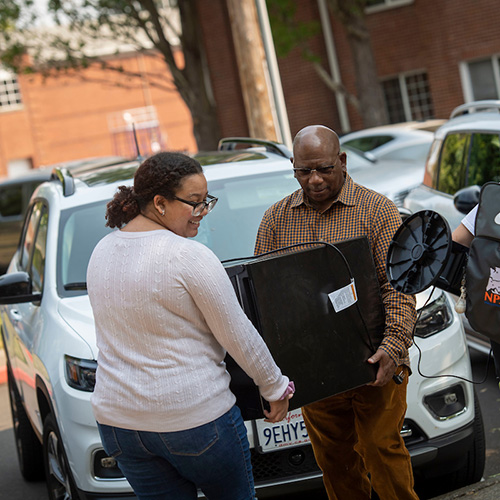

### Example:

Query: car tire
xmin=451 ymin=390 xmax=486 ymax=487
xmin=43 ymin=413 xmax=79 ymax=500
xmin=7 ymin=366 xmax=44 ymax=481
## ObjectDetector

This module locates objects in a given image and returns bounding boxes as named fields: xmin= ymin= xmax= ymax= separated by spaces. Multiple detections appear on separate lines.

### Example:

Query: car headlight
xmin=414 ymin=292 xmax=453 ymax=338
xmin=65 ymin=355 xmax=97 ymax=392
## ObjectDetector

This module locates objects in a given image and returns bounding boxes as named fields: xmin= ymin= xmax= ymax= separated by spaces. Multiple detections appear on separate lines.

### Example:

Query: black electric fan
xmin=386 ymin=210 xmax=469 ymax=296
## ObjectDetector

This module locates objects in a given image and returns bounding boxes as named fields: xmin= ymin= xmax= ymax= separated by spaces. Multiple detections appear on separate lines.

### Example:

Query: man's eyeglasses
xmin=293 ymin=165 xmax=337 ymax=178
xmin=174 ymin=194 xmax=218 ymax=216
xmin=293 ymin=152 xmax=341 ymax=178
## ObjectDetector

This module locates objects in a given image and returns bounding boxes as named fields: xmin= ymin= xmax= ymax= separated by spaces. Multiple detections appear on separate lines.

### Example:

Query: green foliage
xmin=438 ymin=133 xmax=469 ymax=195
xmin=0 ymin=1 xmax=170 ymax=71
xmin=468 ymin=133 xmax=500 ymax=186
xmin=267 ymin=0 xmax=320 ymax=59
xmin=0 ymin=1 xmax=21 ymax=31
xmin=437 ymin=132 xmax=500 ymax=194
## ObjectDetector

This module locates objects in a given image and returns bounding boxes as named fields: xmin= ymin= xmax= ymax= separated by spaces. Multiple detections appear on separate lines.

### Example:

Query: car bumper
xmin=409 ymin=419 xmax=474 ymax=477
xmin=77 ymin=492 xmax=136 ymax=500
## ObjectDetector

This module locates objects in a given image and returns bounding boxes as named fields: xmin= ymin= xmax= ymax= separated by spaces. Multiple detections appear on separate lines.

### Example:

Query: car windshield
xmin=57 ymin=170 xmax=298 ymax=296
xmin=194 ymin=171 xmax=297 ymax=261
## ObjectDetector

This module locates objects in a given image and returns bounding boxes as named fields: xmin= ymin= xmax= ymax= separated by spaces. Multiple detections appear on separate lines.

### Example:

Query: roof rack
xmin=450 ymin=100 xmax=500 ymax=119
xmin=218 ymin=137 xmax=291 ymax=159
xmin=51 ymin=167 xmax=75 ymax=197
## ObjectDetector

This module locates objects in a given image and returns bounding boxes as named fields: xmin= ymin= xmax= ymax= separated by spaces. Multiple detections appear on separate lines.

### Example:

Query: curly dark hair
xmin=105 ymin=152 xmax=203 ymax=228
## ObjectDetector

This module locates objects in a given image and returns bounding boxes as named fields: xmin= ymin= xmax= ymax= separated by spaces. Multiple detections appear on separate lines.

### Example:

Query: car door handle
xmin=9 ymin=309 xmax=22 ymax=321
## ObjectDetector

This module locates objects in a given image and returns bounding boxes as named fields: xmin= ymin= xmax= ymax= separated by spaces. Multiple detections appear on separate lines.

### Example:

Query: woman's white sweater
xmin=87 ymin=229 xmax=288 ymax=432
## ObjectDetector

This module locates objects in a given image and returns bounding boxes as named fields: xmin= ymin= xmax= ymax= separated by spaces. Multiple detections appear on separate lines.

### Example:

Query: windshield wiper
xmin=64 ymin=282 xmax=87 ymax=291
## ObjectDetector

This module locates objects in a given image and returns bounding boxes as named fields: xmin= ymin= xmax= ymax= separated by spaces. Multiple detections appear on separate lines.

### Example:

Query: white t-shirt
xmin=461 ymin=204 xmax=478 ymax=236
xmin=87 ymin=229 xmax=288 ymax=432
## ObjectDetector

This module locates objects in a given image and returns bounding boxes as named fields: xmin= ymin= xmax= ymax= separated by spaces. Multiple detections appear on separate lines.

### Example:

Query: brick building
xmin=0 ymin=51 xmax=196 ymax=178
xmin=198 ymin=0 xmax=500 ymax=140
xmin=2 ymin=0 xmax=499 ymax=177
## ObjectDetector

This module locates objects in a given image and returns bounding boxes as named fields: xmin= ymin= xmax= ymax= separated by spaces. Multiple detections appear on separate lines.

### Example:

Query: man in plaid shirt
xmin=255 ymin=125 xmax=419 ymax=500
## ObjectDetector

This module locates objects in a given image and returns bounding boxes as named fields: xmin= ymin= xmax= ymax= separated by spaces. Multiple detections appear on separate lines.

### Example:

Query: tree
xmin=0 ymin=0 xmax=221 ymax=151
xmin=327 ymin=0 xmax=388 ymax=128
xmin=268 ymin=0 xmax=389 ymax=129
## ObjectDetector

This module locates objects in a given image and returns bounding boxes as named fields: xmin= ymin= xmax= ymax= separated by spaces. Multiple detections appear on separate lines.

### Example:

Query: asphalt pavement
xmin=431 ymin=477 xmax=500 ymax=500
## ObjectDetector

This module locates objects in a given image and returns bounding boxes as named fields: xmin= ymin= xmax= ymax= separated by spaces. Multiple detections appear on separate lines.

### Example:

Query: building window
xmin=382 ymin=71 xmax=434 ymax=123
xmin=460 ymin=56 xmax=500 ymax=102
xmin=0 ymin=68 xmax=23 ymax=111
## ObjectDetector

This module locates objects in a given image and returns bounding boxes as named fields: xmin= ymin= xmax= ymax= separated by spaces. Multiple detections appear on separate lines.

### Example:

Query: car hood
xmin=58 ymin=295 xmax=97 ymax=358
xmin=348 ymin=159 xmax=424 ymax=202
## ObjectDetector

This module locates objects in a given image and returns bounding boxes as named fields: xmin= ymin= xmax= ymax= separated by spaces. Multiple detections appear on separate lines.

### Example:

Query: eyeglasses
xmin=293 ymin=165 xmax=337 ymax=178
xmin=292 ymin=153 xmax=341 ymax=179
xmin=173 ymin=194 xmax=218 ymax=216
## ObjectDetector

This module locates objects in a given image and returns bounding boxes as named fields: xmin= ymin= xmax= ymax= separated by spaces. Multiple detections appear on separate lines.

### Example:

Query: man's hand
xmin=367 ymin=348 xmax=397 ymax=387
xmin=263 ymin=395 xmax=292 ymax=423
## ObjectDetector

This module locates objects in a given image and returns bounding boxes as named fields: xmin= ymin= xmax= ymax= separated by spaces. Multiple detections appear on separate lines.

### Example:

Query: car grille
xmin=251 ymin=420 xmax=425 ymax=485
xmin=251 ymin=444 xmax=321 ymax=484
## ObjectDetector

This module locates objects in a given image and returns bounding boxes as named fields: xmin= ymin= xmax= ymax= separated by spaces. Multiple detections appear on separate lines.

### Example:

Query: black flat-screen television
xmin=224 ymin=236 xmax=385 ymax=420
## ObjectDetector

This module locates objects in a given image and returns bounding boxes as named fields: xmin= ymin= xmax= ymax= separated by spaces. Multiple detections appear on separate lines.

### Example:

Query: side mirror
xmin=0 ymin=272 xmax=42 ymax=304
xmin=453 ymin=185 xmax=480 ymax=214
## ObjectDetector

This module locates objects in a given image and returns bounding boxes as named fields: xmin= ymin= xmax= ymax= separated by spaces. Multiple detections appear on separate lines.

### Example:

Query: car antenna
xmin=124 ymin=112 xmax=144 ymax=162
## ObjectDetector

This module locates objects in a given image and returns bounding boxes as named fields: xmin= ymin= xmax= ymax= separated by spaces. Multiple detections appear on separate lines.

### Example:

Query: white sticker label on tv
xmin=328 ymin=279 xmax=358 ymax=312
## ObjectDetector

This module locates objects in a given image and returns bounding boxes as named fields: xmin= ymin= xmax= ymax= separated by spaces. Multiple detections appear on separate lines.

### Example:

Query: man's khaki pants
xmin=302 ymin=366 xmax=419 ymax=500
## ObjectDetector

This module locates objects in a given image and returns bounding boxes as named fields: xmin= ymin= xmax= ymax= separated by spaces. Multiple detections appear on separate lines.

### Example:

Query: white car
xmin=340 ymin=121 xmax=441 ymax=164
xmin=404 ymin=100 xmax=500 ymax=353
xmin=404 ymin=100 xmax=500 ymax=231
xmin=0 ymin=139 xmax=485 ymax=499
xmin=343 ymin=144 xmax=426 ymax=206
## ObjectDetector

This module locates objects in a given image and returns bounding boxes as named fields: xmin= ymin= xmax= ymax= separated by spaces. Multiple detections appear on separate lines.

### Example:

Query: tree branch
xmin=312 ymin=62 xmax=359 ymax=109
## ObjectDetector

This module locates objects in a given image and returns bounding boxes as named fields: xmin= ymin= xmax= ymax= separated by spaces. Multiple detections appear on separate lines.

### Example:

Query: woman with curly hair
xmin=87 ymin=151 xmax=293 ymax=500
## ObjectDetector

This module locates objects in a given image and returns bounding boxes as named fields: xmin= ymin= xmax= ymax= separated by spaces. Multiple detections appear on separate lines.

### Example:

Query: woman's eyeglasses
xmin=174 ymin=194 xmax=218 ymax=216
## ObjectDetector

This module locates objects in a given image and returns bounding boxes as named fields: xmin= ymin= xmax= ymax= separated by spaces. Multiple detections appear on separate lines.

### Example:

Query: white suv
xmin=404 ymin=100 xmax=500 ymax=231
xmin=404 ymin=100 xmax=500 ymax=352
xmin=0 ymin=140 xmax=485 ymax=499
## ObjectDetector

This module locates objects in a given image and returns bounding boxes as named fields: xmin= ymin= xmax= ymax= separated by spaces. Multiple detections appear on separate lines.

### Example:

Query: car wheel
xmin=7 ymin=366 xmax=44 ymax=481
xmin=43 ymin=413 xmax=79 ymax=500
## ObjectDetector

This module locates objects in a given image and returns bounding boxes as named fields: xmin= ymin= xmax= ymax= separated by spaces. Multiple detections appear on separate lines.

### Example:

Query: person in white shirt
xmin=453 ymin=204 xmax=500 ymax=387
xmin=87 ymin=151 xmax=293 ymax=500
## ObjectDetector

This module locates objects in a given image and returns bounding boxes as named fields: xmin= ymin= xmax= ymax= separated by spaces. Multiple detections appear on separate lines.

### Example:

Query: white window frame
xmin=0 ymin=67 xmax=23 ymax=112
xmin=382 ymin=69 xmax=434 ymax=122
xmin=366 ymin=0 xmax=414 ymax=14
xmin=459 ymin=56 xmax=500 ymax=103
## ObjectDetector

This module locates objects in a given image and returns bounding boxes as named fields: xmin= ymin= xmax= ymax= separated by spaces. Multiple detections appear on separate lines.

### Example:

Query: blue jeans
xmin=97 ymin=405 xmax=256 ymax=500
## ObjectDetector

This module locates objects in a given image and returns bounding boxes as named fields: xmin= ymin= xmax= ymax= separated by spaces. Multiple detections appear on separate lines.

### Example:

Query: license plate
xmin=254 ymin=409 xmax=310 ymax=453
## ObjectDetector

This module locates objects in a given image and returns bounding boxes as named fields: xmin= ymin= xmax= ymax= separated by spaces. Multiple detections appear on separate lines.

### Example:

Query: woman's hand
xmin=263 ymin=395 xmax=292 ymax=423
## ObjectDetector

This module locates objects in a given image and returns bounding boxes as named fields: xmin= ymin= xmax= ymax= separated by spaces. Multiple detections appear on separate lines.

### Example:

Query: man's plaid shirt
xmin=254 ymin=174 xmax=416 ymax=367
